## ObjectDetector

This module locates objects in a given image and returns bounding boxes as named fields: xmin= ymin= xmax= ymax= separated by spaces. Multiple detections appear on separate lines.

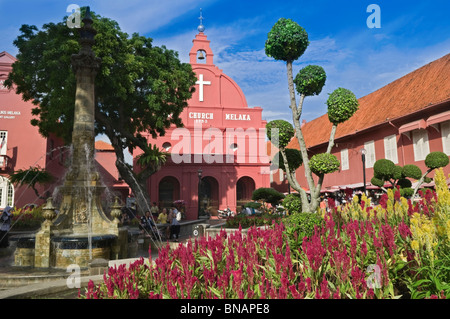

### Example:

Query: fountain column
xmin=31 ymin=8 xmax=123 ymax=269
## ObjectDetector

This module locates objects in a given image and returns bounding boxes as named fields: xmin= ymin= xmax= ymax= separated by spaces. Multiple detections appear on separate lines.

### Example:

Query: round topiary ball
xmin=425 ymin=151 xmax=449 ymax=169
xmin=373 ymin=159 xmax=396 ymax=178
xmin=327 ymin=88 xmax=359 ymax=125
xmin=265 ymin=18 xmax=309 ymax=62
xmin=402 ymin=164 xmax=422 ymax=180
xmin=294 ymin=65 xmax=326 ymax=97
xmin=274 ymin=148 xmax=303 ymax=172
xmin=397 ymin=178 xmax=412 ymax=189
xmin=266 ymin=120 xmax=295 ymax=148
xmin=309 ymin=153 xmax=340 ymax=175
xmin=371 ymin=176 xmax=384 ymax=188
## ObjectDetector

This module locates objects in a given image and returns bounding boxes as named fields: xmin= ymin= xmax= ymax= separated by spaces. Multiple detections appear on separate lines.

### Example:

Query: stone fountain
xmin=12 ymin=8 xmax=135 ymax=269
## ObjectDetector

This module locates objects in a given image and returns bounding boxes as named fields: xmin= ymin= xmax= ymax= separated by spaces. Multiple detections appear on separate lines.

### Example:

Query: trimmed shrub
xmin=273 ymin=148 xmax=303 ymax=172
xmin=294 ymin=65 xmax=326 ymax=96
xmin=425 ymin=151 xmax=449 ymax=169
xmin=373 ymin=159 xmax=396 ymax=178
xmin=309 ymin=153 xmax=340 ymax=175
xmin=326 ymin=87 xmax=359 ymax=125
xmin=265 ymin=18 xmax=309 ymax=62
xmin=402 ymin=164 xmax=422 ymax=180
xmin=252 ymin=187 xmax=285 ymax=206
xmin=266 ymin=120 xmax=295 ymax=149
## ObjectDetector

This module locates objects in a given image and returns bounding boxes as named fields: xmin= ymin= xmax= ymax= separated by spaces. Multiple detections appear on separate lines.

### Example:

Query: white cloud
xmin=94 ymin=0 xmax=216 ymax=35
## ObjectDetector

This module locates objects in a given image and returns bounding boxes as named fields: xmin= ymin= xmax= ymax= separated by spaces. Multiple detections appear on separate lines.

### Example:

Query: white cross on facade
xmin=196 ymin=74 xmax=211 ymax=102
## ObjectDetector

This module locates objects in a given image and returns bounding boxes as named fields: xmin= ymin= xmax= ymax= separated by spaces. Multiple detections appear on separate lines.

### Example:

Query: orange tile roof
xmin=287 ymin=53 xmax=450 ymax=150
xmin=95 ymin=140 xmax=114 ymax=151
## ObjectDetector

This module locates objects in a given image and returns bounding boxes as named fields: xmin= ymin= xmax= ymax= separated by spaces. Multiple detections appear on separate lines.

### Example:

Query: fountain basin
xmin=10 ymin=233 xmax=119 ymax=269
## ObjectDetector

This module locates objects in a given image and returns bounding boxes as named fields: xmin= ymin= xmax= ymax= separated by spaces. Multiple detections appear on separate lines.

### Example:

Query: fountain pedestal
xmin=12 ymin=8 xmax=129 ymax=269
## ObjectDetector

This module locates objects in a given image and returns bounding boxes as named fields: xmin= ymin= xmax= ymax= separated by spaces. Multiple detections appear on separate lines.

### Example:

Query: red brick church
xmin=134 ymin=22 xmax=271 ymax=219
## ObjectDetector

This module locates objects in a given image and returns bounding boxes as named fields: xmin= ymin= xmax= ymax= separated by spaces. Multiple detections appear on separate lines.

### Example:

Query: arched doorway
xmin=158 ymin=176 xmax=180 ymax=209
xmin=199 ymin=176 xmax=219 ymax=216
xmin=236 ymin=176 xmax=255 ymax=209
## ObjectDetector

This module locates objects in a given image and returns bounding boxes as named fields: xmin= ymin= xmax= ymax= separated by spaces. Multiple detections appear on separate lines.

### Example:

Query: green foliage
xmin=294 ymin=65 xmax=326 ymax=97
xmin=9 ymin=167 xmax=54 ymax=199
xmin=273 ymin=148 xmax=303 ymax=172
xmin=252 ymin=187 xmax=285 ymax=206
xmin=264 ymin=18 xmax=309 ymax=62
xmin=402 ymin=164 xmax=422 ymax=180
xmin=371 ymin=176 xmax=384 ymax=188
xmin=397 ymin=178 xmax=412 ymax=189
xmin=326 ymin=87 xmax=359 ymax=125
xmin=225 ymin=214 xmax=282 ymax=229
xmin=135 ymin=144 xmax=168 ymax=174
xmin=283 ymin=212 xmax=324 ymax=250
xmin=11 ymin=205 xmax=44 ymax=230
xmin=373 ymin=159 xmax=396 ymax=179
xmin=393 ymin=166 xmax=404 ymax=180
xmin=266 ymin=120 xmax=295 ymax=149
xmin=425 ymin=151 xmax=449 ymax=169
xmin=244 ymin=201 xmax=262 ymax=209
xmin=6 ymin=7 xmax=197 ymax=212
xmin=309 ymin=153 xmax=340 ymax=175
xmin=399 ymin=187 xmax=414 ymax=198
xmin=282 ymin=193 xmax=302 ymax=214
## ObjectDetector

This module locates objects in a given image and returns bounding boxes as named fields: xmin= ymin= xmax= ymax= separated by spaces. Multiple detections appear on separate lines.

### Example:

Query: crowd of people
xmin=120 ymin=201 xmax=182 ymax=242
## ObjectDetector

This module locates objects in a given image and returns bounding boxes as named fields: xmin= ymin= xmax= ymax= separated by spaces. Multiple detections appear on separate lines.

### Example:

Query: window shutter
xmin=412 ymin=130 xmax=430 ymax=161
xmin=341 ymin=148 xmax=349 ymax=170
xmin=441 ymin=121 xmax=450 ymax=155
xmin=384 ymin=135 xmax=398 ymax=164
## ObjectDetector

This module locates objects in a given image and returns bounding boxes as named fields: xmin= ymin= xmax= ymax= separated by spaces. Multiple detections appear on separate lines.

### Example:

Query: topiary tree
xmin=370 ymin=152 xmax=449 ymax=199
xmin=309 ymin=153 xmax=340 ymax=176
xmin=412 ymin=151 xmax=449 ymax=198
xmin=273 ymin=148 xmax=303 ymax=172
xmin=252 ymin=187 xmax=285 ymax=208
xmin=371 ymin=159 xmax=423 ymax=196
xmin=265 ymin=18 xmax=359 ymax=213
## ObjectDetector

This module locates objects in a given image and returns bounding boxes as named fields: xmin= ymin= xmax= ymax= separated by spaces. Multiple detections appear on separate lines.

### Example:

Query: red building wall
xmin=272 ymin=53 xmax=450 ymax=193
xmin=134 ymin=30 xmax=271 ymax=219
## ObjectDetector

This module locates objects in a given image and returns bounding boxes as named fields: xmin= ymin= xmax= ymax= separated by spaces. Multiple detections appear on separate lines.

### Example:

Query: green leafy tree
xmin=5 ymin=8 xmax=197 ymax=213
xmin=265 ymin=18 xmax=359 ymax=213
xmin=9 ymin=167 xmax=54 ymax=200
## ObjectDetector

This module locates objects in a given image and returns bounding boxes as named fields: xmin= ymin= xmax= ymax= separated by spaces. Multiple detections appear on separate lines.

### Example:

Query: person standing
xmin=169 ymin=207 xmax=181 ymax=242
xmin=150 ymin=202 xmax=159 ymax=220
xmin=0 ymin=206 xmax=13 ymax=248
xmin=157 ymin=208 xmax=170 ymax=240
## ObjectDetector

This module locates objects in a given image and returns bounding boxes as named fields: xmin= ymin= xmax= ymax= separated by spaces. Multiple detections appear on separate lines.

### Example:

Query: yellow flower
xmin=411 ymin=240 xmax=420 ymax=251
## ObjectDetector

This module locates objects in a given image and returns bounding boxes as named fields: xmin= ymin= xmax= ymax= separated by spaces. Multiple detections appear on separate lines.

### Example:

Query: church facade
xmin=135 ymin=27 xmax=271 ymax=219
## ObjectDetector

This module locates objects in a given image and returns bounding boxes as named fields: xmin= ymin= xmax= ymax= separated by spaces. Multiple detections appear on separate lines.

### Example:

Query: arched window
xmin=0 ymin=176 xmax=14 ymax=208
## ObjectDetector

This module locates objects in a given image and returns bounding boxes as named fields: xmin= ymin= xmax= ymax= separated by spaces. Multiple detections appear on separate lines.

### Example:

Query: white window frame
xmin=384 ymin=134 xmax=398 ymax=164
xmin=0 ymin=176 xmax=14 ymax=208
xmin=412 ymin=129 xmax=430 ymax=161
xmin=0 ymin=131 xmax=7 ymax=156
xmin=441 ymin=120 xmax=450 ymax=156
xmin=341 ymin=148 xmax=349 ymax=170
xmin=364 ymin=140 xmax=376 ymax=168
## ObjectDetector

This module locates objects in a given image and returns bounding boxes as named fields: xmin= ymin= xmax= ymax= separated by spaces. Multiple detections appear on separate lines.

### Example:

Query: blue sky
xmin=1 ymin=0 xmax=449 ymax=125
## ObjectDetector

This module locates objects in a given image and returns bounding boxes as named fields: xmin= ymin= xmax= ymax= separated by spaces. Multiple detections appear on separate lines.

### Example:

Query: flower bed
xmin=80 ymin=169 xmax=450 ymax=299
